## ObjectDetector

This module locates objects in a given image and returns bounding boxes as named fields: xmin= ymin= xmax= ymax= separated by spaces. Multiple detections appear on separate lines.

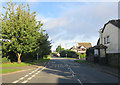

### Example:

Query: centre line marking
xmin=66 ymin=64 xmax=83 ymax=85
xmin=77 ymin=79 xmax=83 ymax=85
xmin=12 ymin=67 xmax=40 ymax=83
xmin=21 ymin=66 xmax=46 ymax=83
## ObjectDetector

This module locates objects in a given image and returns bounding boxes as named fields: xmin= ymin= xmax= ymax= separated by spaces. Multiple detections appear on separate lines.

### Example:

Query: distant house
xmin=77 ymin=43 xmax=92 ymax=54
xmin=70 ymin=46 xmax=77 ymax=52
xmin=70 ymin=42 xmax=92 ymax=54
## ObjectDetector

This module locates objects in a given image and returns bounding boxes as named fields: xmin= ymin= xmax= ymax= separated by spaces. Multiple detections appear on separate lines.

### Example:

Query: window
xmin=104 ymin=36 xmax=110 ymax=44
xmin=107 ymin=36 xmax=110 ymax=44
xmin=104 ymin=37 xmax=106 ymax=44
xmin=82 ymin=48 xmax=85 ymax=51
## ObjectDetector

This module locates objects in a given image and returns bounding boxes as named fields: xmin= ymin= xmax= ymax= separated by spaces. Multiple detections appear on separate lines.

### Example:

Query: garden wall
xmin=106 ymin=53 xmax=120 ymax=68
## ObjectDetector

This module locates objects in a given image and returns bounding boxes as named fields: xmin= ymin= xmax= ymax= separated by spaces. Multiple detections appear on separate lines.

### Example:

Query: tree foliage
xmin=1 ymin=1 xmax=51 ymax=63
xmin=56 ymin=45 xmax=64 ymax=53
xmin=60 ymin=49 xmax=78 ymax=58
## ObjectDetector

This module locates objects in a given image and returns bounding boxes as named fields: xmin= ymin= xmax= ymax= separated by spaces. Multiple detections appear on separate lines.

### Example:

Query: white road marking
xmin=12 ymin=67 xmax=40 ymax=83
xmin=21 ymin=66 xmax=46 ymax=83
xmin=77 ymin=79 xmax=83 ymax=85
xmin=66 ymin=64 xmax=83 ymax=85
xmin=21 ymin=80 xmax=27 ymax=83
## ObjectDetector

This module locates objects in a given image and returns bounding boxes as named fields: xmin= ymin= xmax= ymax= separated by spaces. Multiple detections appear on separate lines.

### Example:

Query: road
xmin=2 ymin=57 xmax=119 ymax=84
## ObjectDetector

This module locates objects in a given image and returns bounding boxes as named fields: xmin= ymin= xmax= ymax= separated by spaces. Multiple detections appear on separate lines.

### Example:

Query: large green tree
xmin=1 ymin=2 xmax=49 ymax=63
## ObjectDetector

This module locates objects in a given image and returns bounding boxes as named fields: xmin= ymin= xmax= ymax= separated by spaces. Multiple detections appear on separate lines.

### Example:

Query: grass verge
xmin=0 ymin=69 xmax=20 ymax=74
xmin=1 ymin=56 xmax=51 ymax=74
xmin=1 ymin=62 xmax=31 ymax=67
xmin=63 ymin=57 xmax=77 ymax=59
xmin=74 ymin=60 xmax=87 ymax=64
xmin=1 ymin=56 xmax=51 ymax=67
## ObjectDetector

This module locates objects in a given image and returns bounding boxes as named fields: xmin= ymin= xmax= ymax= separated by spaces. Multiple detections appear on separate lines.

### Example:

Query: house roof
xmin=102 ymin=19 xmax=120 ymax=33
xmin=97 ymin=38 xmax=100 ymax=45
xmin=70 ymin=45 xmax=76 ymax=50
xmin=94 ymin=44 xmax=107 ymax=49
xmin=77 ymin=42 xmax=92 ymax=49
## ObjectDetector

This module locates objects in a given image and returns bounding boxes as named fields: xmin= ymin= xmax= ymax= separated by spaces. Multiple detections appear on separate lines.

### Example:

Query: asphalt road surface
xmin=2 ymin=57 xmax=119 ymax=84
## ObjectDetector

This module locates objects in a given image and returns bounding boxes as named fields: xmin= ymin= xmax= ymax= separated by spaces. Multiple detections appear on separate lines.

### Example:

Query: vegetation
xmin=1 ymin=1 xmax=51 ymax=63
xmin=1 ymin=57 xmax=11 ymax=63
xmin=60 ymin=49 xmax=78 ymax=58
xmin=74 ymin=60 xmax=87 ymax=64
xmin=1 ymin=56 xmax=50 ymax=67
xmin=56 ymin=45 xmax=64 ymax=53
xmin=0 ymin=69 xmax=20 ymax=74
xmin=77 ymin=53 xmax=86 ymax=59
xmin=1 ymin=62 xmax=31 ymax=67
xmin=63 ymin=57 xmax=76 ymax=59
xmin=52 ymin=52 xmax=58 ymax=57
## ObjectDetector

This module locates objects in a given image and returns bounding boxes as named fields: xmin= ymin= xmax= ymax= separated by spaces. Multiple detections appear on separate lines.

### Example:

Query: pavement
xmin=2 ymin=57 xmax=120 ymax=84
xmin=78 ymin=60 xmax=120 ymax=78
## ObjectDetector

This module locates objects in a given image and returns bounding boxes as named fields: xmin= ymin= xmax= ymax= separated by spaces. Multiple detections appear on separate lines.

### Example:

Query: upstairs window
xmin=82 ymin=48 xmax=85 ymax=51
xmin=104 ymin=36 xmax=110 ymax=44
xmin=107 ymin=36 xmax=110 ymax=44
xmin=104 ymin=37 xmax=106 ymax=44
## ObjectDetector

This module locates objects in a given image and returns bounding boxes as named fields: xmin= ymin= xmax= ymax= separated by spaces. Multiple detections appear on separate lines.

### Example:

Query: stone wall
xmin=106 ymin=53 xmax=120 ymax=68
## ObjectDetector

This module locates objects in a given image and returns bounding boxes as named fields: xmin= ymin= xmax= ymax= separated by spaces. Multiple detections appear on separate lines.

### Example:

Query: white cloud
xmin=42 ymin=2 xmax=117 ymax=51
xmin=44 ymin=17 xmax=69 ymax=29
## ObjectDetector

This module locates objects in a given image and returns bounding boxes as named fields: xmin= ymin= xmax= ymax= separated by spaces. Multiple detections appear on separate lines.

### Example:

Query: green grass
xmin=1 ymin=62 xmax=31 ymax=67
xmin=64 ymin=57 xmax=77 ymax=59
xmin=74 ymin=60 xmax=87 ymax=64
xmin=0 ymin=69 xmax=20 ymax=74
xmin=1 ymin=56 xmax=51 ymax=68
xmin=0 ymin=56 xmax=51 ymax=74
xmin=26 ymin=56 xmax=51 ymax=64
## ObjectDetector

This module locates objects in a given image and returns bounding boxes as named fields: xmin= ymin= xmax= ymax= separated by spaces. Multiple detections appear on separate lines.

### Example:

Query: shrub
xmin=52 ymin=52 xmax=58 ymax=57
xmin=2 ymin=57 xmax=11 ymax=63
xmin=77 ymin=53 xmax=86 ymax=59
xmin=60 ymin=50 xmax=78 ymax=58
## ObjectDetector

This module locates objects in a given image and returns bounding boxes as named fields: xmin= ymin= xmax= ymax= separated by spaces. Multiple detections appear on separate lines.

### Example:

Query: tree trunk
xmin=17 ymin=53 xmax=21 ymax=64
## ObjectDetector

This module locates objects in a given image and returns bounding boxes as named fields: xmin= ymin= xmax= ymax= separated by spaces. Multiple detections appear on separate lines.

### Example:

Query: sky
xmin=1 ymin=1 xmax=118 ymax=51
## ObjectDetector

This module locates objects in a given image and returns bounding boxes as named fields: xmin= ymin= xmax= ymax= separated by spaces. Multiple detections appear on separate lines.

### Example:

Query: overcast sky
xmin=2 ymin=1 xmax=118 ymax=51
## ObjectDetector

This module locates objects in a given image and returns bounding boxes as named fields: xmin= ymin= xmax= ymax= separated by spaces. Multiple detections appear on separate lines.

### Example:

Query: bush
xmin=52 ymin=53 xmax=58 ymax=57
xmin=77 ymin=53 xmax=86 ymax=59
xmin=2 ymin=57 xmax=11 ymax=63
xmin=60 ymin=50 xmax=78 ymax=58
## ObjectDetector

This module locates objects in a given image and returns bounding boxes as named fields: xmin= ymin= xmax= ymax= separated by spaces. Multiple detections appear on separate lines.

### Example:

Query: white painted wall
xmin=101 ymin=23 xmax=119 ymax=53
xmin=118 ymin=28 xmax=120 ymax=53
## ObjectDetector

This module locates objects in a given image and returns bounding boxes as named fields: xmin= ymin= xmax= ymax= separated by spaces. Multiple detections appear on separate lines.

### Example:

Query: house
xmin=98 ymin=19 xmax=120 ymax=67
xmin=86 ymin=19 xmax=120 ymax=67
xmin=70 ymin=42 xmax=92 ymax=54
xmin=70 ymin=45 xmax=77 ymax=52
xmin=77 ymin=42 xmax=92 ymax=54
xmin=98 ymin=19 xmax=120 ymax=54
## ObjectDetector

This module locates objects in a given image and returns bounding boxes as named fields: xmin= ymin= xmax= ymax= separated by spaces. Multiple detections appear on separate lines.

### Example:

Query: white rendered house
xmin=99 ymin=19 xmax=120 ymax=54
